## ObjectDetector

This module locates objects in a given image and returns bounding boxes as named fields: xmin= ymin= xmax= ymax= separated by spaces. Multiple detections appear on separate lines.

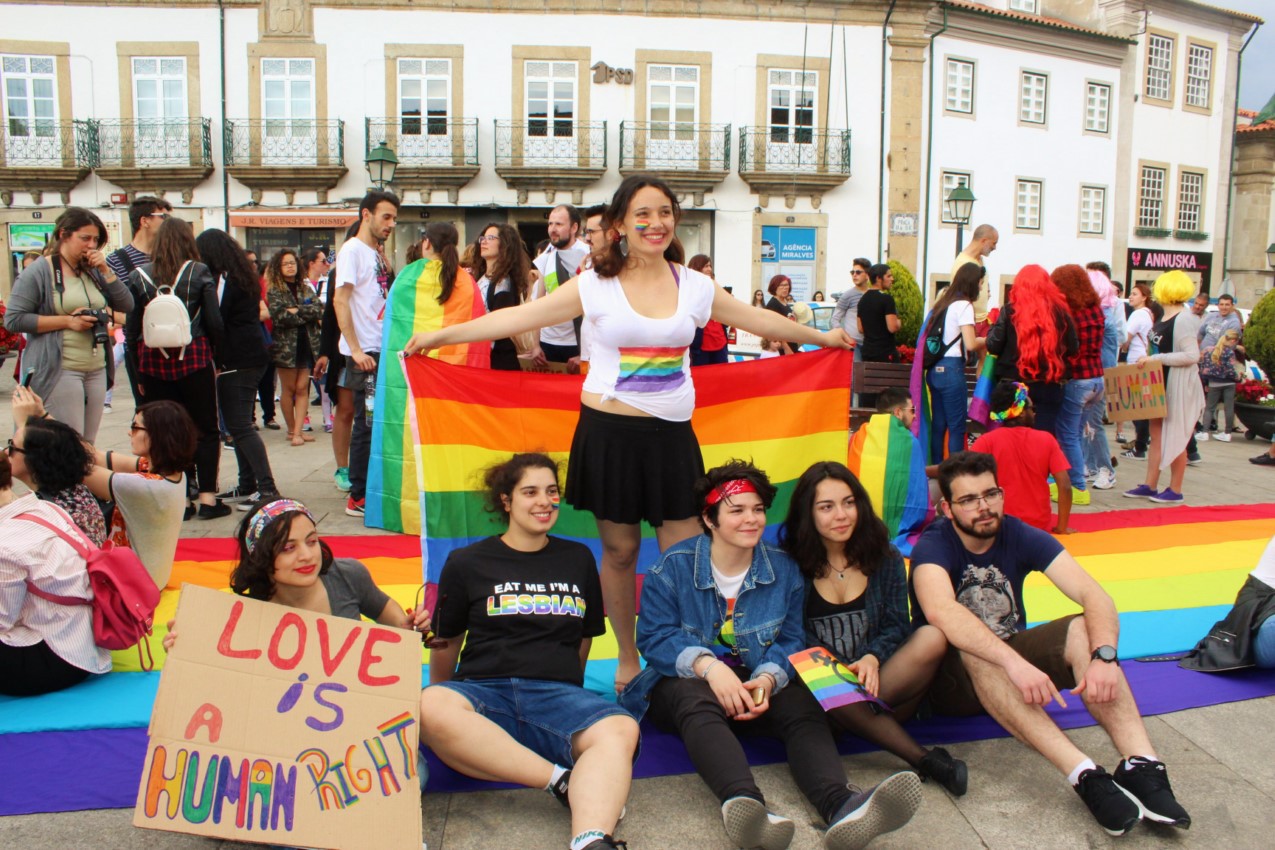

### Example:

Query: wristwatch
xmin=1090 ymin=645 xmax=1119 ymax=665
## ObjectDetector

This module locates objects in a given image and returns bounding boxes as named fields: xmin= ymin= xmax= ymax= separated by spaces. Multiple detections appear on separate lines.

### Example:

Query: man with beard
xmin=910 ymin=451 xmax=1192 ymax=837
xmin=532 ymin=204 xmax=590 ymax=373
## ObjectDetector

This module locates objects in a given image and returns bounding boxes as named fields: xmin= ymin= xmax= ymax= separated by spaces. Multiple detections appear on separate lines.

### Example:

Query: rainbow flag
xmin=366 ymin=258 xmax=489 ymax=534
xmin=789 ymin=647 xmax=888 ymax=711
xmin=908 ymin=320 xmax=934 ymax=460
xmin=846 ymin=412 xmax=931 ymax=555
xmin=968 ymin=353 xmax=998 ymax=426
xmin=400 ymin=348 xmax=855 ymax=584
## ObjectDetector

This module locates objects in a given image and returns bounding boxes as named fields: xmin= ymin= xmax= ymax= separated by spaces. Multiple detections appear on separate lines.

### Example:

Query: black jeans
xmin=140 ymin=365 xmax=220 ymax=495
xmin=217 ymin=365 xmax=276 ymax=496
xmin=257 ymin=361 xmax=277 ymax=422
xmin=0 ymin=640 xmax=91 ymax=696
xmin=343 ymin=352 xmax=379 ymax=502
xmin=648 ymin=670 xmax=852 ymax=824
xmin=541 ymin=341 xmax=580 ymax=363
xmin=1027 ymin=380 xmax=1064 ymax=437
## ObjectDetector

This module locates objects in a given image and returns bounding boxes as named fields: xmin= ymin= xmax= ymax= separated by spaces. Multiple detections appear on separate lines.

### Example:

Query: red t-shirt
xmin=971 ymin=427 xmax=1069 ymax=531
xmin=701 ymin=319 xmax=727 ymax=351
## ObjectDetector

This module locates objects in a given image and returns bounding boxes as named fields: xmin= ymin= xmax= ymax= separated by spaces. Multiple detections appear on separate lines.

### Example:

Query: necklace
xmin=827 ymin=560 xmax=851 ymax=581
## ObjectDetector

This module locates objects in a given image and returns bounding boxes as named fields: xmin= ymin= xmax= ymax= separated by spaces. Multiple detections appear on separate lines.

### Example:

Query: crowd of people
xmin=1 ymin=177 xmax=1272 ymax=850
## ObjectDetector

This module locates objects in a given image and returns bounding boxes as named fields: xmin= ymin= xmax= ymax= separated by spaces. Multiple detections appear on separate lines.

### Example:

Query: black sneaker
xmin=919 ymin=746 xmax=968 ymax=796
xmin=217 ymin=486 xmax=256 ymax=504
xmin=720 ymin=796 xmax=794 ymax=850
xmin=183 ymin=504 xmax=196 ymax=522
xmin=579 ymin=836 xmax=628 ymax=850
xmin=1113 ymin=758 xmax=1190 ymax=829
xmin=1251 ymin=453 xmax=1275 ymax=466
xmin=197 ymin=502 xmax=232 ymax=520
xmin=548 ymin=769 xmax=571 ymax=809
xmin=1074 ymin=766 xmax=1141 ymax=836
xmin=825 ymin=772 xmax=922 ymax=850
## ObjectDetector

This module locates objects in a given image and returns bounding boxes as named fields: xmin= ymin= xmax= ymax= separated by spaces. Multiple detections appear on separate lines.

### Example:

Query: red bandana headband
xmin=704 ymin=479 xmax=758 ymax=508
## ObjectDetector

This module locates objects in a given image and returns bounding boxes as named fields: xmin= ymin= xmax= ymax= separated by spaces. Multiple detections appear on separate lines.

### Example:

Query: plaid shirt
xmin=1069 ymin=304 xmax=1106 ymax=380
xmin=137 ymin=335 xmax=212 ymax=381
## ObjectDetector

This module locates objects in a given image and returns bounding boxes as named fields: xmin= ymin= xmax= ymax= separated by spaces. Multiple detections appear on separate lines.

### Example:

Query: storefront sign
xmin=1126 ymin=249 xmax=1212 ymax=274
xmin=761 ymin=225 xmax=818 ymax=301
xmin=229 ymin=213 xmax=358 ymax=229
xmin=8 ymin=223 xmax=54 ymax=251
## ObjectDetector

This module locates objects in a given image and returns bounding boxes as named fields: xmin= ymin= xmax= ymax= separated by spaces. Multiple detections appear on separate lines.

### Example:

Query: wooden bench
xmin=849 ymin=360 xmax=980 ymax=431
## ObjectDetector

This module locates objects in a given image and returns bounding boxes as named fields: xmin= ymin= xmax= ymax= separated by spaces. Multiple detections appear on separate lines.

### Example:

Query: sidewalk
xmin=1 ymin=373 xmax=1273 ymax=848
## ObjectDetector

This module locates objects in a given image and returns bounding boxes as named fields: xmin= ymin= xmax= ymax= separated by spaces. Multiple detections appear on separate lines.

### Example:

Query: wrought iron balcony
xmin=94 ymin=119 xmax=212 ymax=169
xmin=366 ymin=117 xmax=478 ymax=167
xmin=223 ymin=119 xmax=345 ymax=168
xmin=493 ymin=120 xmax=607 ymax=205
xmin=737 ymin=126 xmax=852 ymax=209
xmin=619 ymin=121 xmax=730 ymax=207
xmin=0 ymin=119 xmax=96 ymax=168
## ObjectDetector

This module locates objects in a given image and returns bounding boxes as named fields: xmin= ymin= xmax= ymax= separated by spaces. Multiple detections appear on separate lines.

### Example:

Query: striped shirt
xmin=105 ymin=244 xmax=148 ymax=282
xmin=0 ymin=493 xmax=112 ymax=675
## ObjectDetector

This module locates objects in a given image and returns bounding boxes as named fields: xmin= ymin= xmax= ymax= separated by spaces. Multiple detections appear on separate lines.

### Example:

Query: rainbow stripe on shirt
xmin=616 ymin=346 xmax=687 ymax=393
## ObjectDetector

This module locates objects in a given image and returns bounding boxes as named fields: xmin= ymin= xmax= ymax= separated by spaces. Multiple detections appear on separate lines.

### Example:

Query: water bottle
xmin=364 ymin=373 xmax=376 ymax=425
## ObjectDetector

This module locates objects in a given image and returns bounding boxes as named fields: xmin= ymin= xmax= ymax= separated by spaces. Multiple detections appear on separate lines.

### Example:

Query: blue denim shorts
xmin=433 ymin=678 xmax=638 ymax=767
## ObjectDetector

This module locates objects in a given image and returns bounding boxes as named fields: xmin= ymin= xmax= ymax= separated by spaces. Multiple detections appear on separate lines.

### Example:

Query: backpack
xmin=136 ymin=260 xmax=197 ymax=359
xmin=921 ymin=306 xmax=959 ymax=370
xmin=19 ymin=512 xmax=160 ymax=670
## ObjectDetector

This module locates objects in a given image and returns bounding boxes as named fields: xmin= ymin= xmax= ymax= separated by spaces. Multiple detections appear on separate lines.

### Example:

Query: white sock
xmin=546 ymin=764 xmax=569 ymax=792
xmin=570 ymin=829 xmax=606 ymax=850
xmin=1068 ymin=758 xmax=1098 ymax=786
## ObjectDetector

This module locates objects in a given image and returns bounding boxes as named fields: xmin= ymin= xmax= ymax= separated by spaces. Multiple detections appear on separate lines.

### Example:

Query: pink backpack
xmin=20 ymin=512 xmax=160 ymax=670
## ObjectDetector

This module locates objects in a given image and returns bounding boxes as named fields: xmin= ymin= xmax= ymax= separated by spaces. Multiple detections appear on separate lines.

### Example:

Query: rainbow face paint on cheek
xmin=550 ymin=493 xmax=560 ymax=511
xmin=634 ymin=219 xmax=650 ymax=232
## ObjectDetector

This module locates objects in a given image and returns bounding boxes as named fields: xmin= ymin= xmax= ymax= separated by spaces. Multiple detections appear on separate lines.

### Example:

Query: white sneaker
xmin=1092 ymin=469 xmax=1117 ymax=490
xmin=1214 ymin=432 xmax=1232 ymax=442
xmin=1197 ymin=432 xmax=1209 ymax=441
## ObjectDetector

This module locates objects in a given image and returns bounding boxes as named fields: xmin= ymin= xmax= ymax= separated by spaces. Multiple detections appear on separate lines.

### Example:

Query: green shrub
xmin=889 ymin=259 xmax=923 ymax=347
xmin=1247 ymin=286 xmax=1275 ymax=381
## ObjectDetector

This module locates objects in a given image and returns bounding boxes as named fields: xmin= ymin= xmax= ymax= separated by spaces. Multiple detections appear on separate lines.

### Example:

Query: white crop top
xmin=579 ymin=264 xmax=715 ymax=421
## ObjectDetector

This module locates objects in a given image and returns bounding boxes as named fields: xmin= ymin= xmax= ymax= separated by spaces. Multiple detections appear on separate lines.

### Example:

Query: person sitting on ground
xmin=847 ymin=388 xmax=933 ymax=543
xmin=0 ymin=451 xmax=111 ymax=696
xmin=421 ymin=453 xmax=638 ymax=850
xmin=911 ymin=451 xmax=1192 ymax=836
xmin=622 ymin=459 xmax=922 ymax=850
xmin=1180 ymin=532 xmax=1275 ymax=672
xmin=970 ymin=381 xmax=1073 ymax=534
xmin=6 ymin=395 xmax=105 ymax=544
xmin=780 ymin=460 xmax=966 ymax=796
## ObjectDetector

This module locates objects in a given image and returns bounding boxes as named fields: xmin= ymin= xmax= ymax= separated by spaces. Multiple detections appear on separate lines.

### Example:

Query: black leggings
xmin=0 ymin=641 xmax=91 ymax=696
xmin=648 ymin=670 xmax=852 ymax=824
xmin=140 ymin=365 xmax=220 ymax=495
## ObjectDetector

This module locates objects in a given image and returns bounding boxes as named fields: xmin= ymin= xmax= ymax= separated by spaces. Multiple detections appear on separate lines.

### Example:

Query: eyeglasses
xmin=585 ymin=228 xmax=604 ymax=237
xmin=129 ymin=423 xmax=147 ymax=434
xmin=478 ymin=234 xmax=500 ymax=243
xmin=147 ymin=213 xmax=171 ymax=220
xmin=950 ymin=488 xmax=1004 ymax=511
xmin=5 ymin=439 xmax=23 ymax=455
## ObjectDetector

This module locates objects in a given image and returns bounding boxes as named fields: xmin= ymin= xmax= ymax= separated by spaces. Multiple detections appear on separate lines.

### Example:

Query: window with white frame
xmin=526 ymin=61 xmax=576 ymax=138
xmin=1080 ymin=186 xmax=1106 ymax=235
xmin=131 ymin=57 xmax=187 ymax=162
xmin=398 ymin=58 xmax=450 ymax=137
xmin=940 ymin=170 xmax=972 ymax=224
xmin=1138 ymin=165 xmax=1166 ymax=228
xmin=768 ymin=69 xmax=816 ymax=144
xmin=262 ymin=58 xmax=314 ymax=126
xmin=1177 ymin=171 xmax=1203 ymax=232
xmin=648 ymin=64 xmax=698 ymax=141
xmin=1019 ymin=72 xmax=1047 ymax=124
xmin=1085 ymin=82 xmax=1110 ymax=133
xmin=2 ymin=54 xmax=57 ymax=147
xmin=1185 ymin=44 xmax=1212 ymax=109
xmin=1145 ymin=34 xmax=1173 ymax=101
xmin=945 ymin=59 xmax=974 ymax=114
xmin=1016 ymin=180 xmax=1042 ymax=230
xmin=1008 ymin=0 xmax=1038 ymax=12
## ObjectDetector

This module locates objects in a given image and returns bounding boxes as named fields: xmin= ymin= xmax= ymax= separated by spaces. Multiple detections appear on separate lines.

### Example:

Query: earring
xmin=617 ymin=234 xmax=629 ymax=258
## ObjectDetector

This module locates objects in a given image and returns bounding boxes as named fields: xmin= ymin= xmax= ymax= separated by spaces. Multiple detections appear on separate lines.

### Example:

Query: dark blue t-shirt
xmin=908 ymin=515 xmax=1064 ymax=639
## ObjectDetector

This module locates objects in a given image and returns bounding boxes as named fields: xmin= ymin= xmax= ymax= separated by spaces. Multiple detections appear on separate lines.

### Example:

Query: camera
xmin=78 ymin=308 xmax=113 ymax=348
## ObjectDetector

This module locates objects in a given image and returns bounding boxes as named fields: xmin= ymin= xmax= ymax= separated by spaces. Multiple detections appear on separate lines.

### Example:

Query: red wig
xmin=1051 ymin=264 xmax=1098 ymax=311
xmin=1009 ymin=264 xmax=1070 ymax=383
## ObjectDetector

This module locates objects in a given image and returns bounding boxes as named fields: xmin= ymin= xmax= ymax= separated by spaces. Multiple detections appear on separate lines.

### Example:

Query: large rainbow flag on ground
xmin=846 ymin=412 xmax=931 ymax=554
xmin=399 ymin=348 xmax=855 ymax=583
xmin=366 ymin=258 xmax=489 ymax=534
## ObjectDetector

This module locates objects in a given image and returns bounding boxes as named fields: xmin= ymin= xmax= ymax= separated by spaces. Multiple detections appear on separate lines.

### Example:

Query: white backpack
xmin=136 ymin=260 xmax=197 ymax=360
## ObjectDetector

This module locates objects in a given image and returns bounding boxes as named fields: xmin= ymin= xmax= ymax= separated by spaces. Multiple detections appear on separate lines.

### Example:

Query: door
xmin=766 ymin=69 xmax=816 ymax=171
xmin=132 ymin=57 xmax=189 ymax=164
xmin=2 ymin=55 xmax=58 ymax=165
xmin=261 ymin=58 xmax=316 ymax=164
xmin=645 ymin=64 xmax=698 ymax=168
xmin=524 ymin=61 xmax=576 ymax=164
xmin=397 ymin=58 xmax=452 ymax=162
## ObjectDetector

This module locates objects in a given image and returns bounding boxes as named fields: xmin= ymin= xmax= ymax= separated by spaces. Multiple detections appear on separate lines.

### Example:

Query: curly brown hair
xmin=1051 ymin=263 xmax=1098 ymax=311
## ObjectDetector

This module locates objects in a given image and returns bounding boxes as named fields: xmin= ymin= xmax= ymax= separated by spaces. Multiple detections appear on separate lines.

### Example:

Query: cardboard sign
xmin=134 ymin=585 xmax=422 ymax=849
xmin=789 ymin=647 xmax=889 ymax=712
xmin=1104 ymin=362 xmax=1167 ymax=423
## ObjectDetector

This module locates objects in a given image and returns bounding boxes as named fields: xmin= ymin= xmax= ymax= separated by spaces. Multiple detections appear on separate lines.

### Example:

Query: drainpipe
xmin=920 ymin=6 xmax=950 ymax=310
xmin=877 ymin=0 xmax=897 ymax=260
xmin=219 ymin=0 xmax=230 ymax=228
xmin=1221 ymin=21 xmax=1261 ymax=293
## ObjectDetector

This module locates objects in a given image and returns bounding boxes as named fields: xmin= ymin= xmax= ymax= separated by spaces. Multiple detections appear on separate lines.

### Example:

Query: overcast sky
xmin=1218 ymin=0 xmax=1272 ymax=112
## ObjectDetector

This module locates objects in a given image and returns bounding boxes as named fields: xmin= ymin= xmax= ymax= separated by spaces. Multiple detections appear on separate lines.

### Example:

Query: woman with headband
xmin=621 ymin=460 xmax=921 ymax=850
xmin=971 ymin=381 xmax=1074 ymax=534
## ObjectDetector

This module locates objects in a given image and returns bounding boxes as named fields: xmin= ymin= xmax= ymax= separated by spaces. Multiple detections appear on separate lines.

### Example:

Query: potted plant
xmin=1235 ymin=377 xmax=1275 ymax=441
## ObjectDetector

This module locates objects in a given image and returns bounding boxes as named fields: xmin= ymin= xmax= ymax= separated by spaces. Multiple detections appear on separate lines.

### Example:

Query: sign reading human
xmin=1103 ymin=362 xmax=1168 ymax=423
xmin=133 ymin=585 xmax=422 ymax=849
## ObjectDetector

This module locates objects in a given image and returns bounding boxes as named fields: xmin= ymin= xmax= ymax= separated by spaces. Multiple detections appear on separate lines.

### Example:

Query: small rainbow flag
xmin=968 ymin=353 xmax=998 ymax=426
xmin=846 ymin=412 xmax=931 ymax=555
xmin=366 ymin=258 xmax=490 ymax=534
xmin=399 ymin=349 xmax=854 ymax=586
xmin=789 ymin=647 xmax=888 ymax=712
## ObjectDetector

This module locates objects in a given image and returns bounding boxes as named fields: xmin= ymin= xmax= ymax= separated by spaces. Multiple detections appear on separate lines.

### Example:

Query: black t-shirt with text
xmin=432 ymin=535 xmax=605 ymax=685
xmin=908 ymin=516 xmax=1064 ymax=639
xmin=857 ymin=289 xmax=899 ymax=362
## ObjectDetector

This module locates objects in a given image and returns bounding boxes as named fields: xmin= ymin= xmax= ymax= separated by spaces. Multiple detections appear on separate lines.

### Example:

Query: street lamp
xmin=945 ymin=185 xmax=976 ymax=254
xmin=365 ymin=141 xmax=398 ymax=189
xmin=1267 ymin=242 xmax=1275 ymax=269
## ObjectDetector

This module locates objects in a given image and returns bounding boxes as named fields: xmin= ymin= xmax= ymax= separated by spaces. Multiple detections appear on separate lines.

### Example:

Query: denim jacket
xmin=618 ymin=534 xmax=806 ymax=720
xmin=803 ymin=545 xmax=912 ymax=666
